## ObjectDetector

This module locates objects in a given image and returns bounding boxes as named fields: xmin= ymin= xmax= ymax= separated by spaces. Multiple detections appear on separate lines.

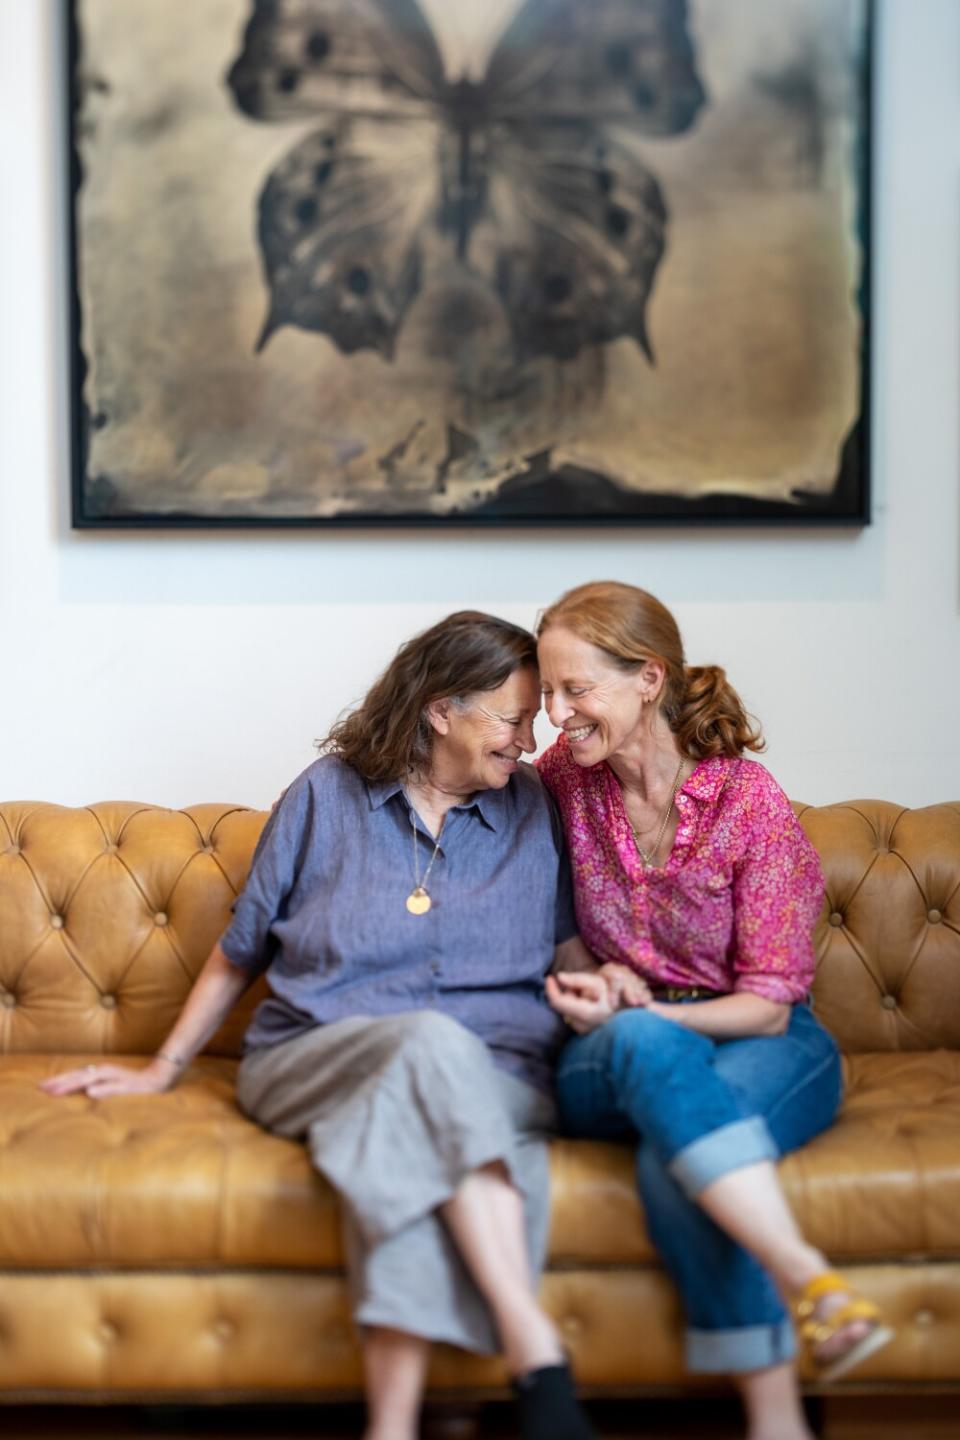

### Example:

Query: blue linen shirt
xmin=221 ymin=755 xmax=577 ymax=1093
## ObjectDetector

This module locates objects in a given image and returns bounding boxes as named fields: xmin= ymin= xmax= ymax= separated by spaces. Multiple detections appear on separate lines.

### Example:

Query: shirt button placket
xmin=428 ymin=847 xmax=444 ymax=998
xmin=429 ymin=907 xmax=442 ymax=996
xmin=412 ymin=806 xmax=441 ymax=1004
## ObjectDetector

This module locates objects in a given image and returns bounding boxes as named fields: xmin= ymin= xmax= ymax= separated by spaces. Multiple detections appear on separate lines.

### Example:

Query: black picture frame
xmin=66 ymin=0 xmax=873 ymax=529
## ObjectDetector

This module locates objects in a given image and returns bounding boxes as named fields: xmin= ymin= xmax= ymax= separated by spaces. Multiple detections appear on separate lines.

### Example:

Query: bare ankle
xmin=745 ymin=1424 xmax=814 ymax=1440
xmin=501 ymin=1305 xmax=563 ymax=1375
xmin=364 ymin=1425 xmax=418 ymax=1440
xmin=775 ymin=1243 xmax=828 ymax=1298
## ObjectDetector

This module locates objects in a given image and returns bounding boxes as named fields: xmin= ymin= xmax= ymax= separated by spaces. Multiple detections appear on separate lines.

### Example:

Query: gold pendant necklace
xmin=631 ymin=759 xmax=686 ymax=868
xmin=406 ymin=808 xmax=444 ymax=915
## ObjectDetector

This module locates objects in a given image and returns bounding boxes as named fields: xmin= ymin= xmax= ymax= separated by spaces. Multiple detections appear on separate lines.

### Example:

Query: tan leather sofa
xmin=0 ymin=796 xmax=958 ymax=1405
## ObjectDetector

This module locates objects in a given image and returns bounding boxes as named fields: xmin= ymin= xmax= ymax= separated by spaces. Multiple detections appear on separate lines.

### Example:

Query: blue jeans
xmin=556 ymin=1001 xmax=842 ymax=1374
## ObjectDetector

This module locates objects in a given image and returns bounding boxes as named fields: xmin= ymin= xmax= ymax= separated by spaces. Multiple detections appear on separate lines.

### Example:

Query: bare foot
xmin=809 ymin=1286 xmax=872 ymax=1367
xmin=795 ymin=1272 xmax=892 ymax=1379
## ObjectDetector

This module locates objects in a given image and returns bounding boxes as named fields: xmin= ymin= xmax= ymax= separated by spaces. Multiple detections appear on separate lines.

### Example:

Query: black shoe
xmin=512 ymin=1361 xmax=598 ymax=1440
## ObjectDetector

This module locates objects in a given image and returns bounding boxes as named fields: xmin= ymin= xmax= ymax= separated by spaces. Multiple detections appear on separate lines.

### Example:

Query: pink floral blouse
xmin=537 ymin=742 xmax=825 ymax=1004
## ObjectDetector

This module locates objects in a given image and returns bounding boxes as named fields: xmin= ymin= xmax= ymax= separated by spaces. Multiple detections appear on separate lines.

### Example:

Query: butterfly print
xmin=227 ymin=0 xmax=706 ymax=364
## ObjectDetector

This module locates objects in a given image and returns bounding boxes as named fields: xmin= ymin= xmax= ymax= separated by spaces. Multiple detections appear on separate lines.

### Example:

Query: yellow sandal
xmin=795 ymin=1271 xmax=894 ymax=1382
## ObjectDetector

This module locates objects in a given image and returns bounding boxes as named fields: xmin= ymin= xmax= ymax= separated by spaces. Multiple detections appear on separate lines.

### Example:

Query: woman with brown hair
xmin=535 ymin=581 xmax=891 ymax=1440
xmin=43 ymin=611 xmax=597 ymax=1440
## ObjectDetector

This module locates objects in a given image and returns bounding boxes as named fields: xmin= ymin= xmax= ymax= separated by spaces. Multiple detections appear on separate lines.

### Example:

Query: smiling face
xmin=537 ymin=626 xmax=665 ymax=766
xmin=427 ymin=664 xmax=541 ymax=793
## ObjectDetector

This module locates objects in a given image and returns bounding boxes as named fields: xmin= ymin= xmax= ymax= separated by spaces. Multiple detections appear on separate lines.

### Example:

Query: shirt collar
xmin=367 ymin=778 xmax=406 ymax=811
xmin=469 ymin=785 xmax=506 ymax=831
xmin=366 ymin=777 xmax=506 ymax=831
xmin=678 ymin=755 xmax=731 ymax=805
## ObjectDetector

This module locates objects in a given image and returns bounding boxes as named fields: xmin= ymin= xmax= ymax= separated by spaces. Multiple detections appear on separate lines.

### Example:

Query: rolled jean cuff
xmin=686 ymin=1317 xmax=796 ymax=1374
xmin=666 ymin=1116 xmax=778 ymax=1197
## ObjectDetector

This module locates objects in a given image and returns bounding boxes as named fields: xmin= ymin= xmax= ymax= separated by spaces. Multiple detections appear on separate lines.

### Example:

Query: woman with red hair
xmin=536 ymin=581 xmax=891 ymax=1440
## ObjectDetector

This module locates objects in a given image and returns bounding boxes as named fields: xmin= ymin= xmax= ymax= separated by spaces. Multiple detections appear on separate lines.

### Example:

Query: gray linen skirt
xmin=236 ymin=1010 xmax=557 ymax=1353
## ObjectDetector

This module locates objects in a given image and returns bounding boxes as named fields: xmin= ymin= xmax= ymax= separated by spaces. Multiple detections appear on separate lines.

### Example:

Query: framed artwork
xmin=67 ymin=0 xmax=872 ymax=527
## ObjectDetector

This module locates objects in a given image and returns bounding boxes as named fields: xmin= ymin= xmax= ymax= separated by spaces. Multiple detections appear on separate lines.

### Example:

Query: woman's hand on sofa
xmin=40 ymin=1058 xmax=181 ymax=1099
xmin=39 ymin=941 xmax=254 ymax=1102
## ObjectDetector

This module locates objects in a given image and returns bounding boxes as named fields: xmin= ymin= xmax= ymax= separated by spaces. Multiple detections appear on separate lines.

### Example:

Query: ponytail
xmin=668 ymin=664 xmax=765 ymax=760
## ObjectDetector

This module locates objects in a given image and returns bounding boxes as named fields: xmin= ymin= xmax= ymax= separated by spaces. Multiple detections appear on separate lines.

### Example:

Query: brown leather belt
xmin=649 ymin=985 xmax=722 ymax=1002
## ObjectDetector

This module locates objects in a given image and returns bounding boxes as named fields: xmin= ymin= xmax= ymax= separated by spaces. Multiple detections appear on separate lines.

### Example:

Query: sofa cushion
xmin=3 ymin=1050 xmax=959 ymax=1271
xmin=0 ymin=1055 xmax=340 ymax=1269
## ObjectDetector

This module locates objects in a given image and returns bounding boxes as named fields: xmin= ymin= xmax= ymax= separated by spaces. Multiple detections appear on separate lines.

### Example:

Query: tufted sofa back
xmin=1 ymin=798 xmax=958 ymax=1059
xmin=794 ymin=799 xmax=960 ymax=1052
xmin=0 ymin=803 xmax=267 ymax=1059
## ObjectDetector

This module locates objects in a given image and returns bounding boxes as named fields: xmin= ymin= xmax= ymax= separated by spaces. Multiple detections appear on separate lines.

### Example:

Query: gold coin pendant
xmin=406 ymin=888 xmax=432 ymax=916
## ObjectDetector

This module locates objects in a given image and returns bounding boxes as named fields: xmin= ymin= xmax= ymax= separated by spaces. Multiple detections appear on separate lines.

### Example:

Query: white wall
xmin=1 ymin=0 xmax=958 ymax=810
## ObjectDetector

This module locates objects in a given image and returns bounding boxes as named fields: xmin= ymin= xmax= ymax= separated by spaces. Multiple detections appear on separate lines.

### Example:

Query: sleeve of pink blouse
xmin=730 ymin=767 xmax=825 ymax=1004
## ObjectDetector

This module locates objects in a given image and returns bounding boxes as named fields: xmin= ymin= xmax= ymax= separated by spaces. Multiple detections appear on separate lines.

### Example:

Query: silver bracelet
xmin=155 ymin=1050 xmax=187 ymax=1069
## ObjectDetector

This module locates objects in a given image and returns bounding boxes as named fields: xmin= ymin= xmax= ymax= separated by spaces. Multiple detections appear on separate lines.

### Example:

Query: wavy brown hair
xmin=537 ymin=581 xmax=764 ymax=760
xmin=318 ymin=611 xmax=538 ymax=782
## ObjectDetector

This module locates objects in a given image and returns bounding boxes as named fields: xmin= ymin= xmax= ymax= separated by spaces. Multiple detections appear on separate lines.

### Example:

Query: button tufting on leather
xmin=828 ymin=912 xmax=843 ymax=927
xmin=154 ymin=912 xmax=168 ymax=927
xmin=213 ymin=1318 xmax=234 ymax=1340
xmin=927 ymin=908 xmax=942 ymax=924
xmin=1 ymin=992 xmax=16 ymax=1009
xmin=914 ymin=1308 xmax=934 ymax=1326
xmin=98 ymin=1320 xmax=118 ymax=1343
xmin=202 ymin=845 xmax=215 ymax=855
xmin=105 ymin=844 xmax=119 ymax=855
xmin=50 ymin=915 xmax=64 ymax=930
xmin=100 ymin=994 xmax=118 ymax=1010
xmin=6 ymin=845 xmax=19 ymax=856
xmin=881 ymin=994 xmax=898 ymax=1010
xmin=561 ymin=1316 xmax=583 ymax=1339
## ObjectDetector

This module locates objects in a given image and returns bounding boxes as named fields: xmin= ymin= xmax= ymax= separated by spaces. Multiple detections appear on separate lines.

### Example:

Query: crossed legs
xmin=237 ymin=1012 xmax=584 ymax=1440
xmin=558 ymin=1003 xmax=854 ymax=1440
xmin=363 ymin=1161 xmax=569 ymax=1440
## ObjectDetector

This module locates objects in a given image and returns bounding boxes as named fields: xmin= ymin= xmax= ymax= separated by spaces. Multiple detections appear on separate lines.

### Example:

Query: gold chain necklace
xmin=631 ymin=759 xmax=686 ymax=868
xmin=406 ymin=809 xmax=444 ymax=915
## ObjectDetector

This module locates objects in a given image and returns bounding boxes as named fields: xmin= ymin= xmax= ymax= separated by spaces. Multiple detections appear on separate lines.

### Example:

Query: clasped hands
xmin=545 ymin=963 xmax=652 ymax=1035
